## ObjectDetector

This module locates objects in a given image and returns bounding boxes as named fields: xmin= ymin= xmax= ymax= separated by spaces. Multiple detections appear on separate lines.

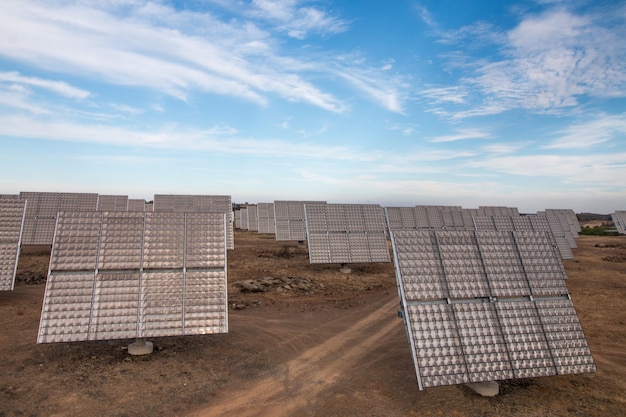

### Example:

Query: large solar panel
xmin=152 ymin=194 xmax=234 ymax=250
xmin=612 ymin=211 xmax=626 ymax=234
xmin=97 ymin=195 xmax=129 ymax=211
xmin=391 ymin=229 xmax=594 ymax=390
xmin=257 ymin=203 xmax=275 ymax=234
xmin=127 ymin=199 xmax=146 ymax=212
xmin=0 ymin=199 xmax=26 ymax=291
xmin=19 ymin=192 xmax=98 ymax=245
xmin=38 ymin=211 xmax=228 ymax=343
xmin=305 ymin=203 xmax=390 ymax=264
xmin=274 ymin=200 xmax=326 ymax=241
xmin=239 ymin=207 xmax=249 ymax=230
xmin=233 ymin=209 xmax=241 ymax=229
xmin=246 ymin=205 xmax=259 ymax=232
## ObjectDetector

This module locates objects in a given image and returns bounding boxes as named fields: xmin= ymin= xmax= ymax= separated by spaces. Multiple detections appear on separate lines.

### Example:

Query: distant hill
xmin=577 ymin=212 xmax=612 ymax=222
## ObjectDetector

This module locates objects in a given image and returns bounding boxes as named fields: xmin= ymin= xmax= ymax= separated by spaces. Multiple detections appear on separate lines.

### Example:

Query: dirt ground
xmin=1 ymin=230 xmax=625 ymax=417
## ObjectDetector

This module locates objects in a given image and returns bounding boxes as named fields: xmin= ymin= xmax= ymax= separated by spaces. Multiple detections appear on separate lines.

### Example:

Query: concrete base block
xmin=339 ymin=266 xmax=352 ymax=274
xmin=466 ymin=381 xmax=499 ymax=397
xmin=128 ymin=339 xmax=154 ymax=356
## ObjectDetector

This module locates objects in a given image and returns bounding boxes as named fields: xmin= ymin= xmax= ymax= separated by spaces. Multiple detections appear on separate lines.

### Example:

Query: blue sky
xmin=0 ymin=0 xmax=625 ymax=213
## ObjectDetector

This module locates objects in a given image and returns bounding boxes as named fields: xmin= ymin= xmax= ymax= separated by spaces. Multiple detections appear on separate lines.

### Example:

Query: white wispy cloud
xmin=425 ymin=6 xmax=626 ymax=117
xmin=0 ymin=71 xmax=90 ymax=99
xmin=429 ymin=128 xmax=492 ymax=143
xmin=469 ymin=152 xmax=626 ymax=188
xmin=0 ymin=1 xmax=364 ymax=112
xmin=335 ymin=67 xmax=405 ymax=113
xmin=0 ymin=114 xmax=378 ymax=162
xmin=420 ymin=86 xmax=468 ymax=104
xmin=0 ymin=84 xmax=52 ymax=114
xmin=221 ymin=0 xmax=350 ymax=39
xmin=481 ymin=142 xmax=530 ymax=155
xmin=545 ymin=113 xmax=626 ymax=149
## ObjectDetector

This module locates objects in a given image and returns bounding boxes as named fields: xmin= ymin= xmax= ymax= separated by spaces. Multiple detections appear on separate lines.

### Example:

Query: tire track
xmin=188 ymin=295 xmax=402 ymax=417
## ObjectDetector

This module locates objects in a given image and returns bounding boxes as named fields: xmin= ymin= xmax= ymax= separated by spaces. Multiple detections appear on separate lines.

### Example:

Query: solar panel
xmin=0 ymin=199 xmax=26 ymax=291
xmin=536 ymin=211 xmax=575 ymax=260
xmin=97 ymin=195 xmax=129 ymax=211
xmin=127 ymin=199 xmax=146 ymax=212
xmin=246 ymin=205 xmax=259 ymax=232
xmin=257 ymin=203 xmax=276 ymax=234
xmin=233 ymin=209 xmax=241 ymax=229
xmin=305 ymin=203 xmax=390 ymax=264
xmin=38 ymin=211 xmax=227 ymax=343
xmin=612 ymin=211 xmax=626 ymax=234
xmin=152 ymin=194 xmax=234 ymax=250
xmin=391 ymin=229 xmax=595 ymax=390
xmin=239 ymin=207 xmax=249 ymax=230
xmin=19 ymin=192 xmax=98 ymax=245
xmin=274 ymin=200 xmax=326 ymax=241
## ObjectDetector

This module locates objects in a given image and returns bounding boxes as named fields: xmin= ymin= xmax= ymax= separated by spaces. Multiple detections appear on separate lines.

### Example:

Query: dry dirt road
xmin=1 ymin=231 xmax=625 ymax=417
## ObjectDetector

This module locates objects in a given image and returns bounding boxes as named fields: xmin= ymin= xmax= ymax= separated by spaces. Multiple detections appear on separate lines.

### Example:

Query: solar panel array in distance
xmin=305 ymin=203 xmax=390 ymax=264
xmin=274 ymin=200 xmax=325 ymax=241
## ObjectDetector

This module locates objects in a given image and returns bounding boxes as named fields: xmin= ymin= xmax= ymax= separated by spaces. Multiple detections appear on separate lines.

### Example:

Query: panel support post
xmin=465 ymin=381 xmax=499 ymax=397
xmin=128 ymin=338 xmax=154 ymax=356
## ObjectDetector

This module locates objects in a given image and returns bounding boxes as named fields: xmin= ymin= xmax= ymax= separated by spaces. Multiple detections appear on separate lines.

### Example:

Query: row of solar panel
xmin=3 ymin=192 xmax=234 ymax=249
xmin=1 ymin=196 xmax=601 ymax=393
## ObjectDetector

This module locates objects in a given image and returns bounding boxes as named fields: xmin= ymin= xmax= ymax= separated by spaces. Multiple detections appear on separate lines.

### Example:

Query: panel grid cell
xmin=307 ymin=233 xmax=331 ymax=263
xmin=408 ymin=303 xmax=468 ymax=388
xmin=185 ymin=213 xmax=226 ymax=269
xmin=184 ymin=271 xmax=228 ymax=334
xmin=495 ymin=301 xmax=557 ymax=379
xmin=143 ymin=213 xmax=185 ymax=269
xmin=140 ymin=271 xmax=184 ymax=337
xmin=49 ymin=212 xmax=101 ymax=271
xmin=38 ymin=272 xmax=96 ymax=343
xmin=97 ymin=212 xmax=144 ymax=270
xmin=437 ymin=231 xmax=490 ymax=299
xmin=476 ymin=231 xmax=530 ymax=297
xmin=393 ymin=230 xmax=448 ymax=300
xmin=535 ymin=299 xmax=596 ymax=375
xmin=514 ymin=231 xmax=569 ymax=296
xmin=453 ymin=302 xmax=513 ymax=382
xmin=90 ymin=272 xmax=141 ymax=340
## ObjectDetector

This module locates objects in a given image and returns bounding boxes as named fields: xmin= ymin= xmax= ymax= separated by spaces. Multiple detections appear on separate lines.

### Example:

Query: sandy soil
xmin=1 ymin=231 xmax=625 ymax=417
